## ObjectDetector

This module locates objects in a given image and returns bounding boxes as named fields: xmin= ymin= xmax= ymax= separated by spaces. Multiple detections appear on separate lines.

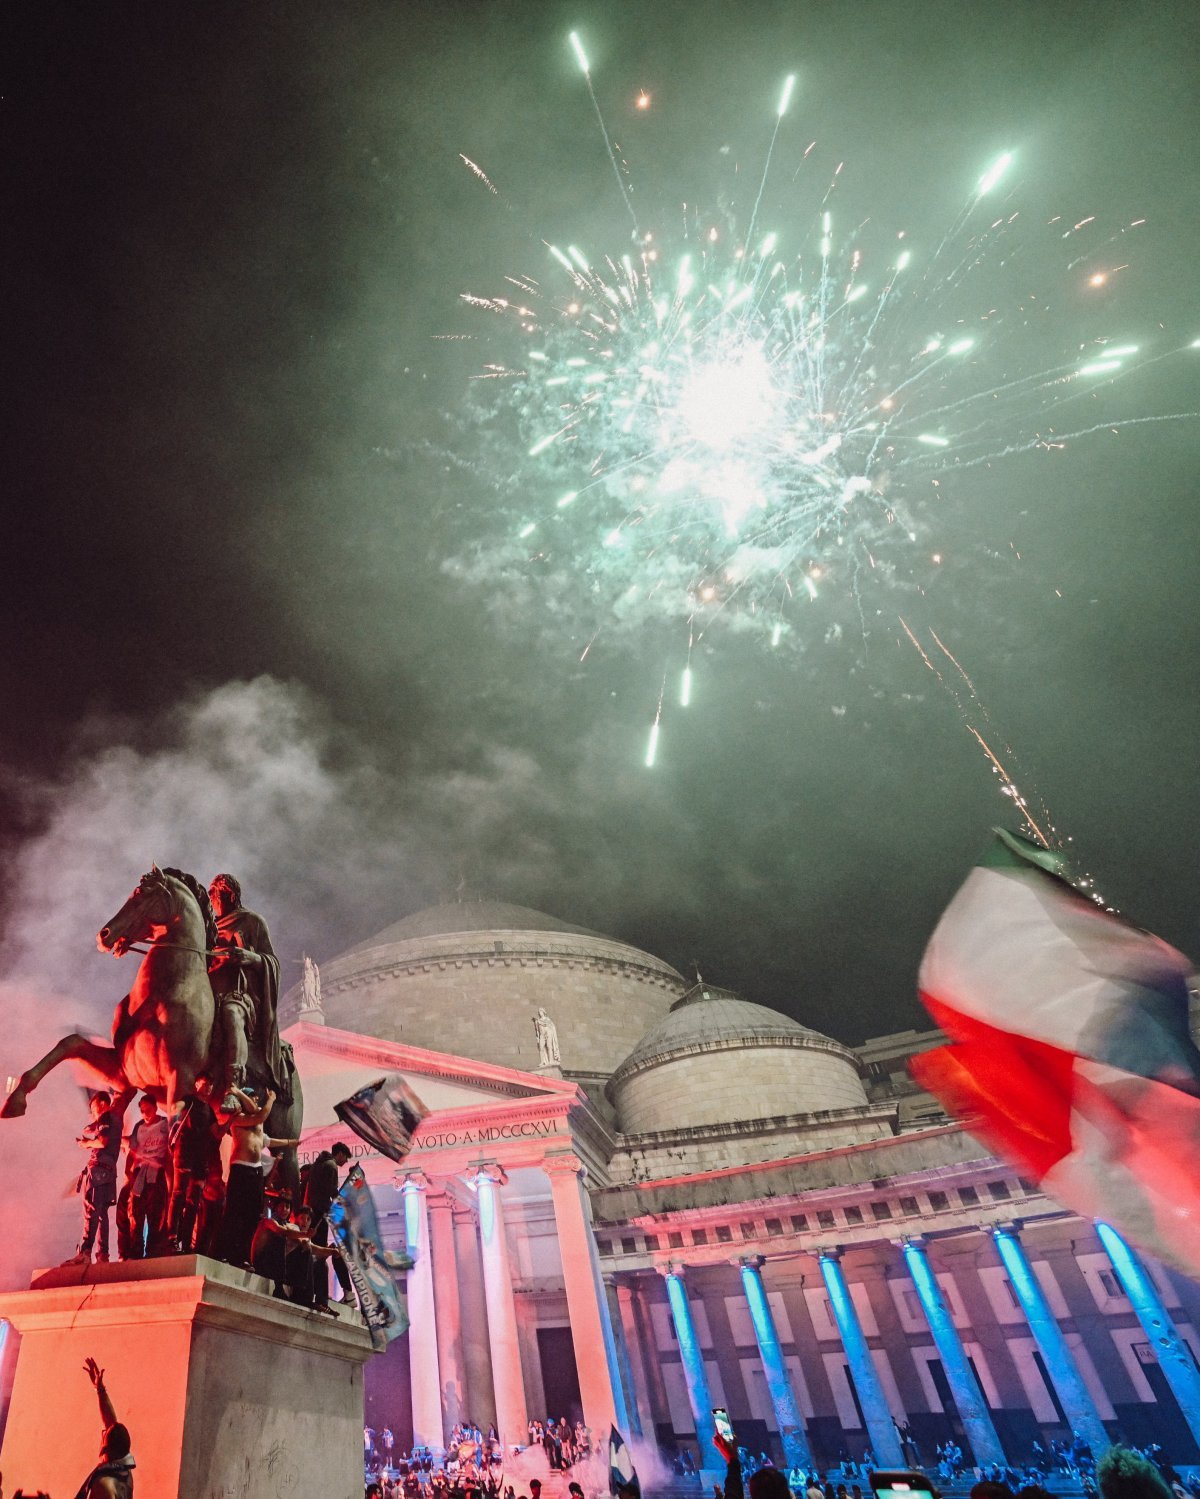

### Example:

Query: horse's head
xmin=97 ymin=864 xmax=175 ymax=956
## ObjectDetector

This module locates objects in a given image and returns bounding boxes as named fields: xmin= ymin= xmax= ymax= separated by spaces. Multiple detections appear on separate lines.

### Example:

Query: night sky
xmin=3 ymin=0 xmax=1199 ymax=1056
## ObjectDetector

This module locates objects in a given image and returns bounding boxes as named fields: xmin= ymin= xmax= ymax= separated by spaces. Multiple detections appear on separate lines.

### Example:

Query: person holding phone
xmin=712 ymin=1409 xmax=790 ymax=1499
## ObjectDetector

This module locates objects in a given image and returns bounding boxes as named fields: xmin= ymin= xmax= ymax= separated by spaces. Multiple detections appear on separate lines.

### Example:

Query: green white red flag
xmin=913 ymin=829 xmax=1200 ymax=1278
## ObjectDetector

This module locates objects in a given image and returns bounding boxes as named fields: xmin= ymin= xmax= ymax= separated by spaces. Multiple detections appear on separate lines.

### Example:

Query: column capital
xmin=542 ymin=1149 xmax=586 ymax=1181
xmin=657 ymin=1261 xmax=687 ymax=1279
xmin=991 ymin=1219 xmax=1025 ymax=1239
xmin=817 ymin=1246 xmax=843 ymax=1262
xmin=735 ymin=1254 xmax=766 ymax=1272
xmin=470 ymin=1161 xmax=509 ymax=1188
xmin=397 ymin=1168 xmax=431 ymax=1192
xmin=898 ymin=1234 xmax=927 ymax=1251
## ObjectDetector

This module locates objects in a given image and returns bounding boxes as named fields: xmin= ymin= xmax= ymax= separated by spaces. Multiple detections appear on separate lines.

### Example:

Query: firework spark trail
xmin=929 ymin=627 xmax=1058 ymax=841
xmin=967 ymin=727 xmax=1051 ymax=849
xmin=569 ymin=32 xmax=639 ymax=234
xmin=744 ymin=73 xmax=797 ymax=254
xmin=459 ymin=154 xmax=498 ymax=194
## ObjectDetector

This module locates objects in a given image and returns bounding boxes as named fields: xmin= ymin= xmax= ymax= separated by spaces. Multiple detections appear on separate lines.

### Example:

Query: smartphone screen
xmin=870 ymin=1479 xmax=935 ymax=1499
xmin=712 ymin=1407 xmax=735 ymax=1444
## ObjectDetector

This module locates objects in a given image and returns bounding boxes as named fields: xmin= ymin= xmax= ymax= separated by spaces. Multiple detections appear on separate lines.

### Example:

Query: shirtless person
xmin=214 ymin=1086 xmax=275 ymax=1268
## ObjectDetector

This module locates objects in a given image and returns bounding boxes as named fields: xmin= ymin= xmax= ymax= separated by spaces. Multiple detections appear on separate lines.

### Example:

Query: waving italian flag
xmin=913 ymin=829 xmax=1200 ymax=1278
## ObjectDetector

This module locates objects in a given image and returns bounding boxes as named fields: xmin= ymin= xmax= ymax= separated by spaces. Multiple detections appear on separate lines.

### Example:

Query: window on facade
xmin=692 ymin=1229 xmax=709 ymax=1246
xmin=716 ymin=1224 xmax=733 ymax=1243
xmin=598 ymin=1238 xmax=613 ymax=1255
xmin=791 ymin=1214 xmax=809 ymax=1231
xmin=765 ymin=1218 xmax=783 ymax=1237
xmin=845 ymin=1206 xmax=864 ymax=1225
xmin=958 ymin=1186 xmax=980 ymax=1206
xmin=741 ymin=1222 xmax=757 ymax=1240
xmin=872 ymin=1201 xmax=893 ymax=1221
xmin=987 ymin=1181 xmax=1012 ymax=1201
xmin=928 ymin=1191 xmax=950 ymax=1212
xmin=668 ymin=1232 xmax=684 ymax=1249
xmin=900 ymin=1196 xmax=920 ymax=1216
xmin=817 ymin=1209 xmax=836 ymax=1229
xmin=622 ymin=1237 xmax=637 ymax=1254
xmin=1098 ymin=1269 xmax=1123 ymax=1300
xmin=644 ymin=1234 xmax=659 ymax=1251
xmin=1018 ymin=1178 xmax=1036 ymax=1193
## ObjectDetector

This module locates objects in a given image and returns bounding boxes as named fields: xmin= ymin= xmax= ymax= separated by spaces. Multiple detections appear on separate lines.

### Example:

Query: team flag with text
xmin=328 ymin=1164 xmax=413 ymax=1350
xmin=335 ymin=1074 xmax=428 ymax=1163
xmin=912 ymin=828 xmax=1200 ymax=1279
xmin=609 ymin=1425 xmax=641 ymax=1499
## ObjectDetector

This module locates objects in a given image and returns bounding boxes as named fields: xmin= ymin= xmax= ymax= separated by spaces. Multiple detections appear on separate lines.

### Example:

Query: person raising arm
xmin=75 ymin=1358 xmax=135 ymax=1499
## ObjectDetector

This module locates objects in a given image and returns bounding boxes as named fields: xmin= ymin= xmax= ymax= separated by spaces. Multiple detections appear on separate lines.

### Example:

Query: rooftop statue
xmin=534 ymin=1006 xmax=560 ymax=1068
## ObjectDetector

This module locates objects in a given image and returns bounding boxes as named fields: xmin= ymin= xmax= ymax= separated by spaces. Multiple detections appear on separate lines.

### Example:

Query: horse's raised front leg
xmin=0 ymin=1034 xmax=125 ymax=1118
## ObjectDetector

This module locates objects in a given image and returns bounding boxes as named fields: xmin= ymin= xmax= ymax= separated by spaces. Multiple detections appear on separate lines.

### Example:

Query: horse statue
xmin=1 ymin=865 xmax=304 ymax=1207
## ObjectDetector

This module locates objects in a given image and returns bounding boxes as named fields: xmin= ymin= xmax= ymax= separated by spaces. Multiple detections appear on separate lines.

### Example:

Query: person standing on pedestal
xmin=68 ymin=1091 xmax=131 ymax=1266
xmin=215 ymin=1085 xmax=276 ymax=1267
xmin=305 ymin=1140 xmax=354 ymax=1306
xmin=125 ymin=1095 xmax=169 ymax=1258
xmin=75 ymin=1357 xmax=135 ymax=1499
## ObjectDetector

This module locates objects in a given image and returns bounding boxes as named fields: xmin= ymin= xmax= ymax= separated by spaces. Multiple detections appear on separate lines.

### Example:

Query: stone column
xmin=632 ymin=1279 xmax=672 ymax=1432
xmin=454 ymin=1202 xmax=497 ymax=1429
xmin=605 ymin=1275 xmax=644 ymax=1437
xmin=739 ymin=1257 xmax=814 ymax=1470
xmin=663 ymin=1266 xmax=720 ymax=1476
xmin=817 ymin=1250 xmax=904 ymax=1466
xmin=474 ymin=1164 xmax=528 ymax=1450
xmin=900 ymin=1237 xmax=1005 ymax=1467
xmin=402 ymin=1172 xmax=444 ymax=1451
xmin=544 ymin=1150 xmax=627 ymax=1435
xmin=1096 ymin=1222 xmax=1200 ymax=1450
xmin=991 ymin=1224 xmax=1109 ymax=1456
xmin=428 ymin=1183 xmax=468 ymax=1437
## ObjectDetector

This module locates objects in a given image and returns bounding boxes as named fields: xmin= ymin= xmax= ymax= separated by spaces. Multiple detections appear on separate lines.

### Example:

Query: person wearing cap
xmin=74 ymin=1358 xmax=135 ymax=1499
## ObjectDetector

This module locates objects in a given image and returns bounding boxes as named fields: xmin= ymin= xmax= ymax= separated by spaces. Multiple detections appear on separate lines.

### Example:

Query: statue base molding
xmin=0 ymin=1255 xmax=373 ymax=1498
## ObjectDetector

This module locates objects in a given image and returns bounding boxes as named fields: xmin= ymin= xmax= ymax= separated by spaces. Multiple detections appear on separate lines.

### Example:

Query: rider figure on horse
xmin=207 ymin=874 xmax=286 ymax=1113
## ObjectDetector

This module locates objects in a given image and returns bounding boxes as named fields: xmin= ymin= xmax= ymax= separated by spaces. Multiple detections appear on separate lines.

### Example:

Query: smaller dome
xmin=613 ymin=982 xmax=836 ymax=1075
xmin=608 ymin=983 xmax=868 ymax=1134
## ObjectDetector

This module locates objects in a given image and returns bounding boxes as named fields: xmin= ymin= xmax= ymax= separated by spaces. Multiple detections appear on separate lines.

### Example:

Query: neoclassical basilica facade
xmin=282 ymin=900 xmax=1200 ymax=1472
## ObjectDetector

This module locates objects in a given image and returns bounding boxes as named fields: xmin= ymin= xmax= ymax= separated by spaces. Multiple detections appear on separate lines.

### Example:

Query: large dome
xmin=284 ymin=901 xmax=685 ymax=1083
xmin=607 ymin=983 xmax=868 ymax=1133
xmin=343 ymin=900 xmax=608 ymax=950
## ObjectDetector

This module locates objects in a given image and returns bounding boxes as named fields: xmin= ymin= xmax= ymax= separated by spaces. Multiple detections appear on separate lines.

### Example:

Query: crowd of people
xmin=361 ymin=1416 xmax=595 ymax=1493
xmin=67 ymin=1083 xmax=357 ymax=1316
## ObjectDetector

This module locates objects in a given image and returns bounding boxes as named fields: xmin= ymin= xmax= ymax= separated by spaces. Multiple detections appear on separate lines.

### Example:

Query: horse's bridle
xmin=124 ymin=871 xmax=219 ymax=960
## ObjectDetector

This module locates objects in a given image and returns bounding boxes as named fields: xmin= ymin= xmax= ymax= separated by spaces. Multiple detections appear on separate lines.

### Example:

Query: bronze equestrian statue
xmin=1 ymin=865 xmax=304 ymax=1212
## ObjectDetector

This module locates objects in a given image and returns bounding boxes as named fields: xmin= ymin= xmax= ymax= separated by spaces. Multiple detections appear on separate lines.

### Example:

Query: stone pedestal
xmin=0 ymin=1255 xmax=373 ymax=1498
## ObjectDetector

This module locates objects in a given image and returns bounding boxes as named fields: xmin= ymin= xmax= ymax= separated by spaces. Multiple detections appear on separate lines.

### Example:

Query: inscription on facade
xmin=413 ymin=1118 xmax=558 ymax=1149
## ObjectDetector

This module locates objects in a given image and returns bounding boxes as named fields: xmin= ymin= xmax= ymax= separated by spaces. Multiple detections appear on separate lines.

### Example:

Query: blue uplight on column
xmin=740 ymin=1259 xmax=814 ymax=1470
xmin=1096 ymin=1222 xmax=1200 ymax=1450
xmin=476 ymin=1171 xmax=497 ymax=1246
xmin=901 ymin=1238 xmax=1006 ymax=1467
xmin=818 ymin=1251 xmax=904 ymax=1467
xmin=403 ymin=1180 xmax=421 ymax=1255
xmin=665 ymin=1270 xmax=719 ymax=1470
xmin=992 ymin=1225 xmax=1109 ymax=1456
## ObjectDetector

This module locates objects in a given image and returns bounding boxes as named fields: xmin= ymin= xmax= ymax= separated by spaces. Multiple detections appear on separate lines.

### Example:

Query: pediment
xmin=284 ymin=1019 xmax=577 ymax=1132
